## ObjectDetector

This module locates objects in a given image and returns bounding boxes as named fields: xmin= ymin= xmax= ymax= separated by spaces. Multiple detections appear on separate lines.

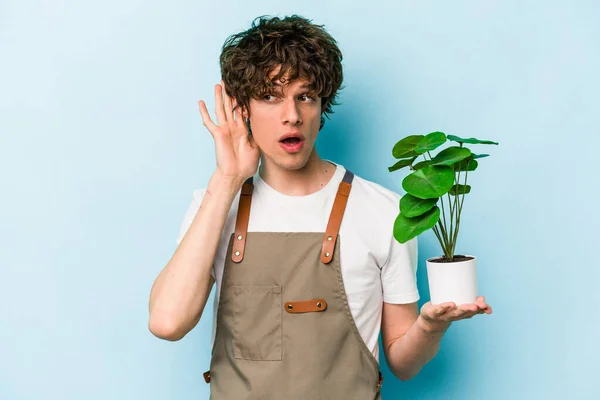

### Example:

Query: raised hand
xmin=419 ymin=296 xmax=492 ymax=332
xmin=198 ymin=82 xmax=260 ymax=184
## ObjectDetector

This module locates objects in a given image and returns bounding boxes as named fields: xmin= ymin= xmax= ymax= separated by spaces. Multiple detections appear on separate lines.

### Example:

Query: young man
xmin=148 ymin=15 xmax=492 ymax=399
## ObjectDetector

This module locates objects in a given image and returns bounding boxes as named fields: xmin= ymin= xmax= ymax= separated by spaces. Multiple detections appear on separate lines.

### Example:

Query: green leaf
xmin=472 ymin=153 xmax=489 ymax=159
xmin=402 ymin=165 xmax=455 ymax=199
xmin=430 ymin=146 xmax=472 ymax=166
xmin=400 ymin=194 xmax=438 ymax=218
xmin=447 ymin=135 xmax=499 ymax=145
xmin=388 ymin=157 xmax=417 ymax=172
xmin=415 ymin=131 xmax=446 ymax=154
xmin=413 ymin=160 xmax=433 ymax=170
xmin=394 ymin=206 xmax=440 ymax=243
xmin=455 ymin=159 xmax=478 ymax=172
xmin=449 ymin=184 xmax=471 ymax=196
xmin=392 ymin=135 xmax=424 ymax=159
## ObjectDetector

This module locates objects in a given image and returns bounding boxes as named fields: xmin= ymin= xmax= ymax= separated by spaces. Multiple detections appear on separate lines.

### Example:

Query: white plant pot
xmin=426 ymin=255 xmax=478 ymax=305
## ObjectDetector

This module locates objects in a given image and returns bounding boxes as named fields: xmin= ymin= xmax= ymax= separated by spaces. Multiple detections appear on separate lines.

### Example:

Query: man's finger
xmin=233 ymin=101 xmax=248 ymax=132
xmin=474 ymin=297 xmax=492 ymax=314
xmin=222 ymin=80 xmax=235 ymax=125
xmin=231 ymin=99 xmax=238 ymax=122
xmin=433 ymin=302 xmax=455 ymax=317
xmin=449 ymin=308 xmax=477 ymax=320
xmin=458 ymin=304 xmax=479 ymax=313
xmin=473 ymin=305 xmax=491 ymax=316
xmin=198 ymin=100 xmax=217 ymax=134
xmin=443 ymin=304 xmax=475 ymax=319
xmin=214 ymin=84 xmax=227 ymax=125
xmin=475 ymin=296 xmax=487 ymax=308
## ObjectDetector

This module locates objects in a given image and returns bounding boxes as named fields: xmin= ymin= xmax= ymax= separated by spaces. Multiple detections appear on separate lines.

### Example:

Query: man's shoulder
xmin=348 ymin=170 xmax=402 ymax=210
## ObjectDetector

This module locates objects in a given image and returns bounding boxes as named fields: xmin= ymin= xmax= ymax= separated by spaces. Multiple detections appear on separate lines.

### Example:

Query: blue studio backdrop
xmin=1 ymin=1 xmax=599 ymax=399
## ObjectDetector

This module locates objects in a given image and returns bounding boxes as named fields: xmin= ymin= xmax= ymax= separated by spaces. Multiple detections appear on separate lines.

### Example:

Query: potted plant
xmin=388 ymin=131 xmax=498 ymax=305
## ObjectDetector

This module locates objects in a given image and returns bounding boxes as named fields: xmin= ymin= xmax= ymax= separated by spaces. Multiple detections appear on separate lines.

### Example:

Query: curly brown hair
xmin=220 ymin=15 xmax=344 ymax=130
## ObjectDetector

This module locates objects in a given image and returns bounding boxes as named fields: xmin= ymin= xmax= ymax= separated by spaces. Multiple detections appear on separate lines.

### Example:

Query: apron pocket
xmin=232 ymin=285 xmax=282 ymax=361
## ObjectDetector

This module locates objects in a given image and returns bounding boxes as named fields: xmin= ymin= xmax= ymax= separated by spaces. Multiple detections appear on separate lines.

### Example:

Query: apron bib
xmin=205 ymin=170 xmax=383 ymax=399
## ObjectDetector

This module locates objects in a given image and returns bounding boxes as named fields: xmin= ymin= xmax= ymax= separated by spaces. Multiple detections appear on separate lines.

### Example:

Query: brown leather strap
xmin=231 ymin=170 xmax=354 ymax=264
xmin=203 ymin=370 xmax=211 ymax=383
xmin=284 ymin=299 xmax=327 ymax=313
xmin=321 ymin=170 xmax=354 ymax=264
xmin=231 ymin=178 xmax=253 ymax=263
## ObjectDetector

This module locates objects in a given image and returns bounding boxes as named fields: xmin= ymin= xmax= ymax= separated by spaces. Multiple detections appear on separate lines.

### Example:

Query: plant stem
xmin=447 ymin=168 xmax=458 ymax=257
xmin=433 ymin=224 xmax=451 ymax=259
xmin=451 ymin=162 xmax=469 ymax=256
xmin=425 ymin=151 xmax=450 ymax=248
xmin=439 ymin=191 xmax=450 ymax=245
xmin=446 ymin=191 xmax=454 ymax=245
xmin=450 ymin=168 xmax=461 ymax=259
xmin=438 ymin=219 xmax=450 ymax=254
xmin=432 ymin=225 xmax=448 ymax=258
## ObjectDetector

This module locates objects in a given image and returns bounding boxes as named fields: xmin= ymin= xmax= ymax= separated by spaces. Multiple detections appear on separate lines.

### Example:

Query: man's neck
xmin=259 ymin=152 xmax=337 ymax=196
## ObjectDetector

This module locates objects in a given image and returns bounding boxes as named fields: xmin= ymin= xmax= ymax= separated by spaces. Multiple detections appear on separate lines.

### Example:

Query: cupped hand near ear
xmin=198 ymin=81 xmax=259 ymax=183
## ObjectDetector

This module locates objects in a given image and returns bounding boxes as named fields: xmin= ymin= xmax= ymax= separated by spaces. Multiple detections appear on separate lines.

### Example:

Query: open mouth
xmin=279 ymin=136 xmax=305 ymax=153
xmin=280 ymin=137 xmax=302 ymax=144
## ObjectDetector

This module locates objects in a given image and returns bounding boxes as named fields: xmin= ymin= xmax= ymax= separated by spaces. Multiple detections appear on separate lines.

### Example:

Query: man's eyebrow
xmin=270 ymin=82 xmax=310 ymax=88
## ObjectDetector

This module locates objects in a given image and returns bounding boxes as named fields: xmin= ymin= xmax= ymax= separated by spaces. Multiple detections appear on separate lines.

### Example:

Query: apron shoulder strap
xmin=231 ymin=176 xmax=253 ymax=263
xmin=231 ymin=169 xmax=355 ymax=264
xmin=321 ymin=169 xmax=354 ymax=264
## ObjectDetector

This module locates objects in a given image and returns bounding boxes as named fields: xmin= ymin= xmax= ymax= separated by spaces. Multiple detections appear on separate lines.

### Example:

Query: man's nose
xmin=281 ymin=99 xmax=302 ymax=125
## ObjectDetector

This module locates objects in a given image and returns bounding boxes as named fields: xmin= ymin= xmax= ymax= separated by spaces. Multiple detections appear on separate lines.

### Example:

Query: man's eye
xmin=300 ymin=94 xmax=315 ymax=102
xmin=263 ymin=94 xmax=277 ymax=101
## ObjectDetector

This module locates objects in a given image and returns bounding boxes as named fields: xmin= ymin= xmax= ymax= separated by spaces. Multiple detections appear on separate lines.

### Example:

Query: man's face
xmin=246 ymin=75 xmax=322 ymax=171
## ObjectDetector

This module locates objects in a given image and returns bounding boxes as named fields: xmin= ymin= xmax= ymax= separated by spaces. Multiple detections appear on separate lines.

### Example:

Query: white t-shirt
xmin=176 ymin=161 xmax=419 ymax=363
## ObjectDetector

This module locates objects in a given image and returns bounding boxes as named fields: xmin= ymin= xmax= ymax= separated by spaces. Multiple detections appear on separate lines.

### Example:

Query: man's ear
xmin=240 ymin=106 xmax=249 ymax=120
xmin=233 ymin=100 xmax=249 ymax=119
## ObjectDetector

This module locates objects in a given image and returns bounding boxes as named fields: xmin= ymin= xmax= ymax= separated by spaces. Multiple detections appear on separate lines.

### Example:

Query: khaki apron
xmin=203 ymin=169 xmax=384 ymax=399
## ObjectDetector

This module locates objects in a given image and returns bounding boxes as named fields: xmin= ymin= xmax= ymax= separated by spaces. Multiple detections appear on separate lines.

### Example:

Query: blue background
xmin=1 ymin=1 xmax=599 ymax=399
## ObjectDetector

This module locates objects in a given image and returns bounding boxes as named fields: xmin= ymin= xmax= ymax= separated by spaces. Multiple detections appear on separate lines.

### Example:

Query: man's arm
xmin=148 ymin=173 xmax=243 ymax=341
xmin=148 ymin=83 xmax=259 ymax=341
xmin=381 ymin=298 xmax=492 ymax=380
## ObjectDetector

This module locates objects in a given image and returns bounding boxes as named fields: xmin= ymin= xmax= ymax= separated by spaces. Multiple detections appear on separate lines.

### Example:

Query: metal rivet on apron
xmin=237 ymin=235 xmax=243 ymax=240
xmin=235 ymin=251 xmax=240 ymax=256
xmin=317 ymin=302 xmax=322 ymax=308
xmin=325 ymin=252 xmax=330 ymax=257
xmin=287 ymin=304 xmax=293 ymax=310
xmin=327 ymin=236 xmax=332 ymax=241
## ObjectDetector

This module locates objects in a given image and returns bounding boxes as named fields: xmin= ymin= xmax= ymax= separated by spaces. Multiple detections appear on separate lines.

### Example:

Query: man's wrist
xmin=209 ymin=171 xmax=245 ymax=195
xmin=417 ymin=315 xmax=451 ymax=335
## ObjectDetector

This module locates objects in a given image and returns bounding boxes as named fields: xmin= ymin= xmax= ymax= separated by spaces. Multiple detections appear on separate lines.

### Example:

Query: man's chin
xmin=262 ymin=152 xmax=312 ymax=171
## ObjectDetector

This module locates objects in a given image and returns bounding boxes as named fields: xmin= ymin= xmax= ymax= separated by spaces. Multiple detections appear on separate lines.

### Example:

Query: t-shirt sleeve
xmin=176 ymin=189 xmax=206 ymax=245
xmin=175 ymin=189 xmax=216 ymax=279
xmin=381 ymin=235 xmax=420 ymax=304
